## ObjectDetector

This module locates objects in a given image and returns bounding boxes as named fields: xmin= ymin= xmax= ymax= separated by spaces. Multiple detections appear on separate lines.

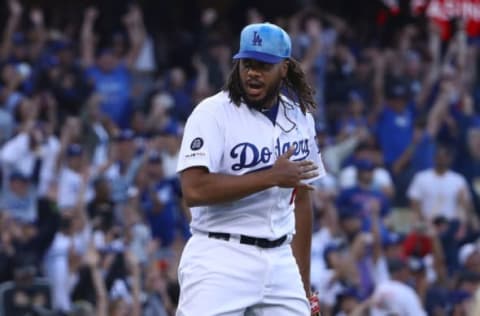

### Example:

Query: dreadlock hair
xmin=223 ymin=58 xmax=317 ymax=114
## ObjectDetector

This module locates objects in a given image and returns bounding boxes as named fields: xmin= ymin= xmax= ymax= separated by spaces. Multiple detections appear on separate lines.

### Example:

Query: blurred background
xmin=1 ymin=0 xmax=480 ymax=315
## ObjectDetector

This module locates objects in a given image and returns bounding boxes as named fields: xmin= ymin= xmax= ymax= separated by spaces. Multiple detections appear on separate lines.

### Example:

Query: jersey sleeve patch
xmin=190 ymin=137 xmax=204 ymax=151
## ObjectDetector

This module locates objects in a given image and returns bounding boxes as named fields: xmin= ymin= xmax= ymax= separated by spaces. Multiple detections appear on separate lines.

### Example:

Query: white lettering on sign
xmin=427 ymin=0 xmax=480 ymax=21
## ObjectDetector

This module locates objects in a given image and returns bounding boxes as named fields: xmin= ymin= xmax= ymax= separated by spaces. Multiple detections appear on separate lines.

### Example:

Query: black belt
xmin=208 ymin=232 xmax=287 ymax=249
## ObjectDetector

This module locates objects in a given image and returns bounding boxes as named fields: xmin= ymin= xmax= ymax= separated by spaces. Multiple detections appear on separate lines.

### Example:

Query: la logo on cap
xmin=233 ymin=23 xmax=291 ymax=64
xmin=252 ymin=31 xmax=262 ymax=46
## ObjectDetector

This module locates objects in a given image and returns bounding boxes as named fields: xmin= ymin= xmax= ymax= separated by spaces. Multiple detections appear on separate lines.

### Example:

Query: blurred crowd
xmin=0 ymin=0 xmax=480 ymax=315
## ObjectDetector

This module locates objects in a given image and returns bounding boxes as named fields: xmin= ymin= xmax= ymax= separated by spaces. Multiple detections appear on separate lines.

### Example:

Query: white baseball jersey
xmin=177 ymin=91 xmax=326 ymax=239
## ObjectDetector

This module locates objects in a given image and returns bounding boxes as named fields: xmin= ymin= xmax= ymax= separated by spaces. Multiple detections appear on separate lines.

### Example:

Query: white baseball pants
xmin=176 ymin=234 xmax=310 ymax=315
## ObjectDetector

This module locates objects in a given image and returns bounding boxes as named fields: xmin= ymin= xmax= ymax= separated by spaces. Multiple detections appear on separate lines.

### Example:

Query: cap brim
xmin=233 ymin=51 xmax=285 ymax=64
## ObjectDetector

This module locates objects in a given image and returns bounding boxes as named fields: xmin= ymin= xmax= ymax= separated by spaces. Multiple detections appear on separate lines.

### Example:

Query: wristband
xmin=309 ymin=293 xmax=321 ymax=316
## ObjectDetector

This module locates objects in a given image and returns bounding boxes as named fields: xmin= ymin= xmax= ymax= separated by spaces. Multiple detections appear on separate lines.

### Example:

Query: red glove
xmin=309 ymin=293 xmax=321 ymax=316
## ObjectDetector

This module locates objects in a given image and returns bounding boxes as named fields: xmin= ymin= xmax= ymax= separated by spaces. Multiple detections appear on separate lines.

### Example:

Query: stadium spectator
xmin=0 ymin=1 xmax=479 ymax=314
xmin=407 ymin=144 xmax=475 ymax=226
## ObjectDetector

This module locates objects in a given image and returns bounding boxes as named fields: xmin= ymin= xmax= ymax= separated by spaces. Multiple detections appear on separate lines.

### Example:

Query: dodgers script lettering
xmin=230 ymin=138 xmax=310 ymax=171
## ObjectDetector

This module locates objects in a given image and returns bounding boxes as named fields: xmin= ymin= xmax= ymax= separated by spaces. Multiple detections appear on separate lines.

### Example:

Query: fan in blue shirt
xmin=85 ymin=50 xmax=132 ymax=129
xmin=139 ymin=153 xmax=185 ymax=249
xmin=336 ymin=159 xmax=390 ymax=239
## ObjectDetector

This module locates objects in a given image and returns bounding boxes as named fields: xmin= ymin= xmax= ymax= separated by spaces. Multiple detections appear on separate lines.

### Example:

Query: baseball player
xmin=176 ymin=22 xmax=325 ymax=315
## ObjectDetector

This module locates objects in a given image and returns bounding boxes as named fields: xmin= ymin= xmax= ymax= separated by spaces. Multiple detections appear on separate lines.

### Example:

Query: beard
xmin=241 ymin=77 xmax=283 ymax=111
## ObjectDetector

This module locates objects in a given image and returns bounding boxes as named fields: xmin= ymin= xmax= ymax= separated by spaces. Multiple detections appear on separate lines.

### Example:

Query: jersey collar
xmin=275 ymin=96 xmax=296 ymax=133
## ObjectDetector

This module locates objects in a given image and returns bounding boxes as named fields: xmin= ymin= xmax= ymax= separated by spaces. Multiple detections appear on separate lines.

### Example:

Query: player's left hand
xmin=269 ymin=146 xmax=319 ymax=189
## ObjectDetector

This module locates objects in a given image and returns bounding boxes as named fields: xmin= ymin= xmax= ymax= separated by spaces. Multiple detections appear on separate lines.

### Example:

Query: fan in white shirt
xmin=57 ymin=144 xmax=86 ymax=210
xmin=158 ymin=126 xmax=181 ymax=179
xmin=338 ymin=143 xmax=394 ymax=199
xmin=43 ymin=208 xmax=92 ymax=312
xmin=1 ymin=128 xmax=60 ymax=197
xmin=370 ymin=258 xmax=427 ymax=316
xmin=458 ymin=242 xmax=480 ymax=275
xmin=0 ymin=171 xmax=37 ymax=223
xmin=310 ymin=206 xmax=340 ymax=308
xmin=407 ymin=145 xmax=473 ymax=224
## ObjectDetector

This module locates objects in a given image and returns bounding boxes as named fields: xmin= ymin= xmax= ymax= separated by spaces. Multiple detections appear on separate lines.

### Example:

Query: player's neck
xmin=259 ymin=96 xmax=279 ymax=112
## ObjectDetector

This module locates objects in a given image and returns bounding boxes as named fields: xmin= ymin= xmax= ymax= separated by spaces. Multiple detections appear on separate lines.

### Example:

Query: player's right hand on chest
xmin=268 ymin=146 xmax=319 ymax=189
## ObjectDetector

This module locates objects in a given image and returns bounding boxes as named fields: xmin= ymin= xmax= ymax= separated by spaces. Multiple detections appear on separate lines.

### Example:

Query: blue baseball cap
xmin=9 ymin=170 xmax=30 ymax=182
xmin=66 ymin=144 xmax=83 ymax=157
xmin=159 ymin=121 xmax=180 ymax=137
xmin=382 ymin=232 xmax=404 ymax=248
xmin=233 ymin=23 xmax=291 ymax=64
xmin=355 ymin=159 xmax=375 ymax=171
xmin=323 ymin=240 xmax=346 ymax=265
xmin=337 ymin=205 xmax=362 ymax=221
xmin=114 ymin=129 xmax=135 ymax=142
xmin=337 ymin=286 xmax=361 ymax=301
xmin=147 ymin=151 xmax=162 ymax=164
